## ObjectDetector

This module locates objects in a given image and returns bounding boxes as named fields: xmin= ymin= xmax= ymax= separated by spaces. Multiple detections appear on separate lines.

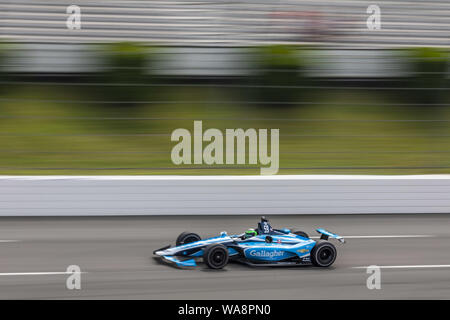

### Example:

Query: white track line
xmin=0 ymin=240 xmax=19 ymax=242
xmin=0 ymin=272 xmax=86 ymax=276
xmin=353 ymin=265 xmax=450 ymax=269
xmin=311 ymin=235 xmax=434 ymax=239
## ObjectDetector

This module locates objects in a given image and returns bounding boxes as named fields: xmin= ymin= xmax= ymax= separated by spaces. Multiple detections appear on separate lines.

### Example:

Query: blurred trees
xmin=407 ymin=47 xmax=448 ymax=104
xmin=0 ymin=42 xmax=8 ymax=84
xmin=251 ymin=45 xmax=307 ymax=106
xmin=97 ymin=42 xmax=156 ymax=107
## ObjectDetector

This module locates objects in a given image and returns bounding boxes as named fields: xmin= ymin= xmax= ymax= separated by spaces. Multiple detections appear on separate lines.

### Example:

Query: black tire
xmin=310 ymin=240 xmax=337 ymax=267
xmin=176 ymin=232 xmax=201 ymax=246
xmin=294 ymin=231 xmax=309 ymax=238
xmin=203 ymin=244 xmax=229 ymax=269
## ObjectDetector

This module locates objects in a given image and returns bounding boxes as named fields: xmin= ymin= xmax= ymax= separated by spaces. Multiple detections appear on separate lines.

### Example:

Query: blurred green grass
xmin=0 ymin=84 xmax=449 ymax=175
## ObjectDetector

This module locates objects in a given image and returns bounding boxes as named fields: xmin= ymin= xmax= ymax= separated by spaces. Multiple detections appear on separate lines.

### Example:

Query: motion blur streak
xmin=0 ymin=214 xmax=449 ymax=299
xmin=0 ymin=0 xmax=449 ymax=176
xmin=0 ymin=0 xmax=449 ymax=47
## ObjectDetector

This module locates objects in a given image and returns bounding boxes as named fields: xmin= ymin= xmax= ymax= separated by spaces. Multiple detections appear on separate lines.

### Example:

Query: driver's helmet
xmin=245 ymin=228 xmax=257 ymax=238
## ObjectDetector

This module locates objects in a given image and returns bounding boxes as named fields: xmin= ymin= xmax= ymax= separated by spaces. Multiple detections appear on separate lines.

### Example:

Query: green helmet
xmin=245 ymin=228 xmax=257 ymax=237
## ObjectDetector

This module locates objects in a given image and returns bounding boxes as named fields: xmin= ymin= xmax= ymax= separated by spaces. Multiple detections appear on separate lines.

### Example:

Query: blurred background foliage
xmin=0 ymin=43 xmax=448 ymax=175
xmin=407 ymin=47 xmax=448 ymax=104
xmin=94 ymin=42 xmax=156 ymax=108
xmin=251 ymin=45 xmax=307 ymax=105
xmin=0 ymin=42 xmax=9 ymax=85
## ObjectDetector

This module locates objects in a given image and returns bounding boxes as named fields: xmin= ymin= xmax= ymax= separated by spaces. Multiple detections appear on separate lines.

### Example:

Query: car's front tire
xmin=176 ymin=232 xmax=201 ymax=246
xmin=203 ymin=244 xmax=229 ymax=269
xmin=310 ymin=240 xmax=337 ymax=267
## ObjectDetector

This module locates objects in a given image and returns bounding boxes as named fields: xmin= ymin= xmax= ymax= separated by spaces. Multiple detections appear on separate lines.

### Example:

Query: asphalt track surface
xmin=0 ymin=214 xmax=449 ymax=299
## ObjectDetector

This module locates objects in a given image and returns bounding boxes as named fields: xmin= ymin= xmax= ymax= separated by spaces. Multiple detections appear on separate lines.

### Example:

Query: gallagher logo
xmin=248 ymin=250 xmax=284 ymax=259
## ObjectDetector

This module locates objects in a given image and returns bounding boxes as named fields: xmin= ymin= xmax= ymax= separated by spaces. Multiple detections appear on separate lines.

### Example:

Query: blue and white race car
xmin=153 ymin=217 xmax=345 ymax=269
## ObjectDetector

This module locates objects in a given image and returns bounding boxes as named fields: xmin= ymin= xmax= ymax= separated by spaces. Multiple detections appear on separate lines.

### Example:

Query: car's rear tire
xmin=176 ymin=232 xmax=201 ymax=246
xmin=203 ymin=244 xmax=229 ymax=269
xmin=310 ymin=240 xmax=337 ymax=267
xmin=294 ymin=231 xmax=309 ymax=239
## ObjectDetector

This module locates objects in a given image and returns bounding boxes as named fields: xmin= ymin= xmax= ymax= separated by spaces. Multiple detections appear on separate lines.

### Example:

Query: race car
xmin=153 ymin=217 xmax=345 ymax=269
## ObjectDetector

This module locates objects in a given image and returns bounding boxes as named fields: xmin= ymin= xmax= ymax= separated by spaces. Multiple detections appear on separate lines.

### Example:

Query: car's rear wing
xmin=316 ymin=229 xmax=345 ymax=243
